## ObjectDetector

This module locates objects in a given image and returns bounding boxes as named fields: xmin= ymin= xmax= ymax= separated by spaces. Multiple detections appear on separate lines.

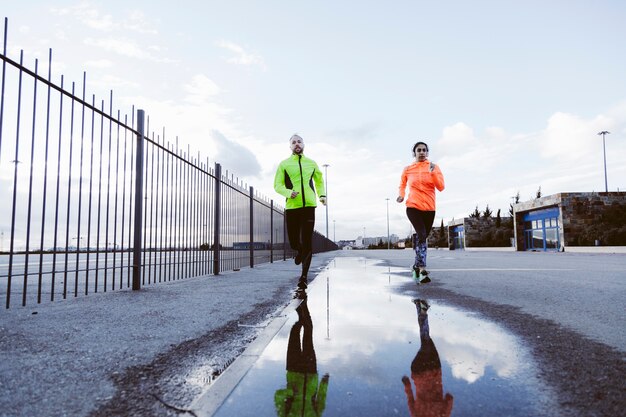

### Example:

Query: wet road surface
xmin=211 ymin=257 xmax=559 ymax=416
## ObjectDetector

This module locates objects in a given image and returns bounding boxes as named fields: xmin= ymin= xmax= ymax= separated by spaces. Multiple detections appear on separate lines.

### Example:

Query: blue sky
xmin=2 ymin=0 xmax=626 ymax=241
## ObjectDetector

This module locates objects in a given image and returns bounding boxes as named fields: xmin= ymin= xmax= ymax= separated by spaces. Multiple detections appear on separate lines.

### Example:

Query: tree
xmin=509 ymin=191 xmax=520 ymax=217
xmin=483 ymin=205 xmax=493 ymax=218
xmin=437 ymin=219 xmax=448 ymax=247
xmin=469 ymin=206 xmax=481 ymax=218
xmin=496 ymin=209 xmax=502 ymax=228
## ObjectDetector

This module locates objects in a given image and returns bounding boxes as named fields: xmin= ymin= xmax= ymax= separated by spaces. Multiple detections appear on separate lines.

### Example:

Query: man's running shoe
xmin=297 ymin=276 xmax=308 ymax=289
xmin=418 ymin=269 xmax=431 ymax=284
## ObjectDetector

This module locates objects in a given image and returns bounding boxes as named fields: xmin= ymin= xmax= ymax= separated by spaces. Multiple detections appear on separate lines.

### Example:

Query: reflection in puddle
xmin=402 ymin=298 xmax=453 ymax=416
xmin=212 ymin=257 xmax=555 ymax=416
xmin=275 ymin=296 xmax=329 ymax=415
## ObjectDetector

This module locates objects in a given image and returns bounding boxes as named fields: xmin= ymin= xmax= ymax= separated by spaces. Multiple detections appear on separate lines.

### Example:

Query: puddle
xmin=212 ymin=257 xmax=556 ymax=416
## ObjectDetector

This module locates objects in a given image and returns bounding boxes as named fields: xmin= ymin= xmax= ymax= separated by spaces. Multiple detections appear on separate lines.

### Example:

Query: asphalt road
xmin=1 ymin=248 xmax=624 ymax=417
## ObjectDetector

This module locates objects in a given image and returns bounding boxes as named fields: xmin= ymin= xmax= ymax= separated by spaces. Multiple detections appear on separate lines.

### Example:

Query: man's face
xmin=290 ymin=136 xmax=304 ymax=154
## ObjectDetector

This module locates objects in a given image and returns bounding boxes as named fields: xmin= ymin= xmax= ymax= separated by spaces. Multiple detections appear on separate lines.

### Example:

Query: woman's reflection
xmin=402 ymin=299 xmax=453 ymax=417
xmin=275 ymin=293 xmax=329 ymax=416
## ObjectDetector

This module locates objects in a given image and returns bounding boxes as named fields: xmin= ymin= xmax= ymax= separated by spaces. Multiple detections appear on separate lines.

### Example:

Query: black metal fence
xmin=0 ymin=18 xmax=336 ymax=308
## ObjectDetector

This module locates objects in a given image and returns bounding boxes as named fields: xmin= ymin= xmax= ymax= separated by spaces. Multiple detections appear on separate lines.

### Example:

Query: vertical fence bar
xmin=0 ymin=17 xmax=7 ymax=159
xmin=132 ymin=109 xmax=145 ymax=290
xmin=250 ymin=186 xmax=254 ymax=268
xmin=176 ymin=140 xmax=182 ymax=279
xmin=270 ymin=200 xmax=274 ymax=263
xmin=37 ymin=49 xmax=53 ymax=304
xmin=22 ymin=58 xmax=39 ymax=306
xmin=104 ymin=92 xmax=113 ymax=291
xmin=61 ymin=84 xmax=75 ymax=299
xmin=7 ymin=50 xmax=24 ymax=308
xmin=184 ymin=150 xmax=190 ymax=278
xmin=140 ymin=129 xmax=149 ymax=285
xmin=120 ymin=114 xmax=128 ymax=289
xmin=158 ymin=135 xmax=165 ymax=282
xmin=77 ymin=78 xmax=86 ymax=295
xmin=126 ymin=108 xmax=135 ymax=288
xmin=85 ymin=93 xmax=95 ymax=294
xmin=112 ymin=110 xmax=121 ymax=289
xmin=147 ymin=133 xmax=155 ymax=284
xmin=95 ymin=99 xmax=105 ymax=291
xmin=51 ymin=75 xmax=64 ymax=299
xmin=192 ymin=155 xmax=199 ymax=276
xmin=167 ymin=143 xmax=174 ymax=281
xmin=172 ymin=142 xmax=179 ymax=280
xmin=213 ymin=162 xmax=221 ymax=275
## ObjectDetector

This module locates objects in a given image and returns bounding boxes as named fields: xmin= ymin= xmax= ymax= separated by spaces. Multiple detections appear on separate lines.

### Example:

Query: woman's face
xmin=414 ymin=144 xmax=428 ymax=162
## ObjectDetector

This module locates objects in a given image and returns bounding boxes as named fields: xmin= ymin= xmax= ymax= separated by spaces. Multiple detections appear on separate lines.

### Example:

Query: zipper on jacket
xmin=298 ymin=155 xmax=306 ymax=207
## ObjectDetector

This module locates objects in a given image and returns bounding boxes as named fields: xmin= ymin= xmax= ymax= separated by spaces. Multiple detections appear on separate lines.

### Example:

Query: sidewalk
xmin=0 ymin=253 xmax=336 ymax=417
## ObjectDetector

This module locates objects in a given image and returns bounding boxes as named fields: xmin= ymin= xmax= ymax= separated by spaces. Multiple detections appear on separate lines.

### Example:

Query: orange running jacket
xmin=398 ymin=160 xmax=445 ymax=211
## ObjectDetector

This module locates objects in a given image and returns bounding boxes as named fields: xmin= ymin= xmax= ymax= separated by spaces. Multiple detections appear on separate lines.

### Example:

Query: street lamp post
xmin=322 ymin=164 xmax=330 ymax=239
xmin=333 ymin=220 xmax=336 ymax=243
xmin=597 ymin=131 xmax=610 ymax=192
xmin=385 ymin=198 xmax=390 ymax=250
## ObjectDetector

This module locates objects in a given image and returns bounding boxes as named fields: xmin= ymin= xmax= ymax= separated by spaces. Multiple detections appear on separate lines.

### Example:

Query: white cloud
xmin=183 ymin=74 xmax=221 ymax=104
xmin=51 ymin=1 xmax=116 ymax=31
xmin=85 ymin=59 xmax=113 ymax=68
xmin=82 ymin=37 xmax=175 ymax=63
xmin=123 ymin=10 xmax=159 ymax=35
xmin=215 ymin=40 xmax=267 ymax=70
xmin=438 ymin=122 xmax=478 ymax=151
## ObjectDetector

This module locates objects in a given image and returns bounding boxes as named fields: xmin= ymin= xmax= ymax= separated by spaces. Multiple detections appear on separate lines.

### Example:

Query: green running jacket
xmin=274 ymin=154 xmax=326 ymax=210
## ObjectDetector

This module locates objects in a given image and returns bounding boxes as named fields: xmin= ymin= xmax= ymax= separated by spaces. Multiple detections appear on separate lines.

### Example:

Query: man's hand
xmin=320 ymin=196 xmax=327 ymax=205
xmin=290 ymin=191 xmax=299 ymax=199
xmin=396 ymin=196 xmax=404 ymax=203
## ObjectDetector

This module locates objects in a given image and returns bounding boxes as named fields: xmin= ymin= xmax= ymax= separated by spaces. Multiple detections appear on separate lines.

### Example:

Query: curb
xmin=190 ymin=296 xmax=302 ymax=417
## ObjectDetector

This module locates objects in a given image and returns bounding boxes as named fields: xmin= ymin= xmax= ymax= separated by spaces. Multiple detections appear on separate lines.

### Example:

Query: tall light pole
xmin=322 ymin=164 xmax=330 ymax=239
xmin=385 ymin=198 xmax=390 ymax=250
xmin=597 ymin=131 xmax=610 ymax=192
xmin=333 ymin=219 xmax=336 ymax=242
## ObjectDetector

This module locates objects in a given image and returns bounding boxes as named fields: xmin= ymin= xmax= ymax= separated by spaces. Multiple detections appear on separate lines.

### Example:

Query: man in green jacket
xmin=274 ymin=134 xmax=326 ymax=289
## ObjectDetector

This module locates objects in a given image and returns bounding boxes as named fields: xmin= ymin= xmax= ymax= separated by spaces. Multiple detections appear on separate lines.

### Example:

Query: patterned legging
xmin=406 ymin=208 xmax=435 ymax=268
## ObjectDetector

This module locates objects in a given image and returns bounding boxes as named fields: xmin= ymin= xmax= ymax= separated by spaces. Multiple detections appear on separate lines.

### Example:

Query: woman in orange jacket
xmin=397 ymin=142 xmax=445 ymax=283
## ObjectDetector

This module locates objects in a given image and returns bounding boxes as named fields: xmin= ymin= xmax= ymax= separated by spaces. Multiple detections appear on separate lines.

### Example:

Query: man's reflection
xmin=402 ymin=299 xmax=453 ymax=417
xmin=275 ymin=292 xmax=329 ymax=416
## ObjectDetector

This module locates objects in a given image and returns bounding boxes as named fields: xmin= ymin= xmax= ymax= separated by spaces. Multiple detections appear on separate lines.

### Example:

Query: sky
xmin=2 ymin=0 xmax=626 ymax=242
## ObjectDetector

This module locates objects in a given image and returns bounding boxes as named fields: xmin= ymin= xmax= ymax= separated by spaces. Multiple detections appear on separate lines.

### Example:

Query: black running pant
xmin=406 ymin=208 xmax=435 ymax=268
xmin=286 ymin=300 xmax=317 ymax=373
xmin=406 ymin=208 xmax=436 ymax=240
xmin=285 ymin=207 xmax=315 ymax=278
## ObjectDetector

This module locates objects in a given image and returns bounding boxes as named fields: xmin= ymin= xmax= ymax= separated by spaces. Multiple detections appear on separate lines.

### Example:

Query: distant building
xmin=447 ymin=192 xmax=626 ymax=252
xmin=447 ymin=216 xmax=513 ymax=250
xmin=512 ymin=192 xmax=626 ymax=251
xmin=337 ymin=239 xmax=356 ymax=249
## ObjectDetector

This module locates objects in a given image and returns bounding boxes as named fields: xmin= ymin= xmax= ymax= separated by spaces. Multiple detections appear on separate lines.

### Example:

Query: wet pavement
xmin=209 ymin=257 xmax=558 ymax=417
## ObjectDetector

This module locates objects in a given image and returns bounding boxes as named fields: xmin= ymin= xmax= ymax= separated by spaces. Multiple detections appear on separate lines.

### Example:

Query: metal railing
xmin=0 ymin=18 xmax=337 ymax=308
